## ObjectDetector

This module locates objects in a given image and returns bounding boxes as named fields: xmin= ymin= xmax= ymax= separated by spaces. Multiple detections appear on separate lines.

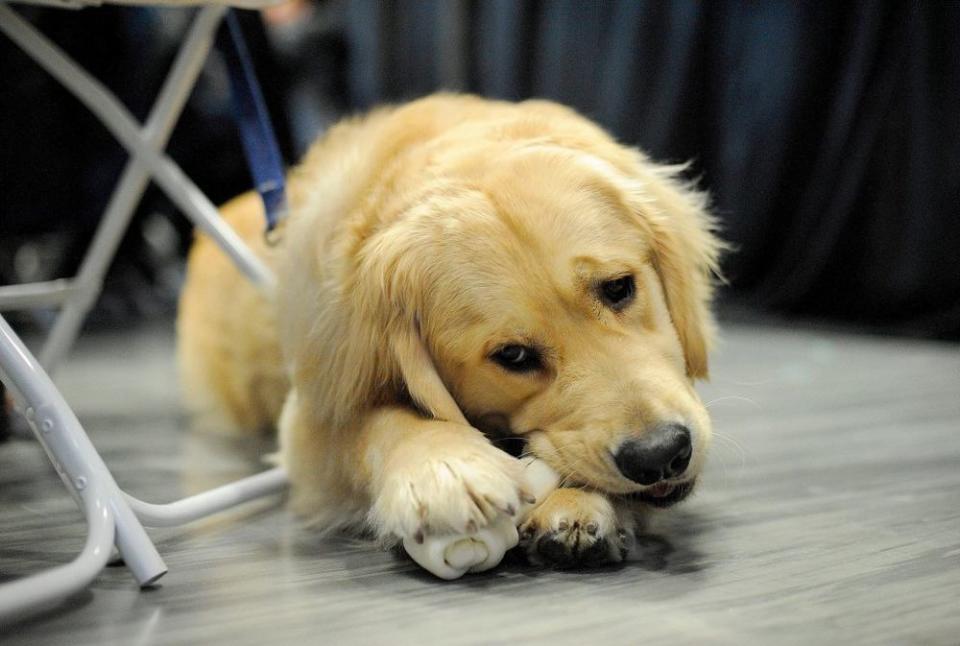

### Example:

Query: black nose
xmin=614 ymin=423 xmax=692 ymax=485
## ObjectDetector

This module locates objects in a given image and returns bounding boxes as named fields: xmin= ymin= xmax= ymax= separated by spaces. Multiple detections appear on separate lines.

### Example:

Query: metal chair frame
xmin=0 ymin=2 xmax=289 ymax=622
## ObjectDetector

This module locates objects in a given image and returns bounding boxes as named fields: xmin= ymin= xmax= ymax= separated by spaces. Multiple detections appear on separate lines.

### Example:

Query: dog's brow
xmin=571 ymin=257 xmax=636 ymax=283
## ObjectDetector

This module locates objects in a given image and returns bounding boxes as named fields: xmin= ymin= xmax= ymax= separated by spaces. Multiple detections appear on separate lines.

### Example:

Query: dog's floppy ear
xmin=375 ymin=218 xmax=467 ymax=425
xmin=291 ymin=214 xmax=466 ymax=431
xmin=390 ymin=317 xmax=468 ymax=425
xmin=623 ymin=158 xmax=724 ymax=380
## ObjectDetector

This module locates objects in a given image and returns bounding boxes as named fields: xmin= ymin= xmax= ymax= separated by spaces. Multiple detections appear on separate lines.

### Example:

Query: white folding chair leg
xmin=0 ymin=313 xmax=289 ymax=623
xmin=0 ymin=315 xmax=168 ymax=620
xmin=0 ymin=3 xmax=276 ymax=293
xmin=39 ymin=5 xmax=226 ymax=372
xmin=125 ymin=467 xmax=288 ymax=527
xmin=0 ymin=480 xmax=115 ymax=623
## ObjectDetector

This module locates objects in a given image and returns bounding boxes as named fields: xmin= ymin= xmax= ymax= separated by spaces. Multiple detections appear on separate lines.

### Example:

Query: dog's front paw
xmin=519 ymin=488 xmax=633 ymax=568
xmin=371 ymin=427 xmax=527 ymax=542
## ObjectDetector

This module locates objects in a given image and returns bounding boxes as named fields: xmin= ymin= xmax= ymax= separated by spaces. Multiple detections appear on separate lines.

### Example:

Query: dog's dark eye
xmin=600 ymin=275 xmax=635 ymax=310
xmin=491 ymin=345 xmax=542 ymax=373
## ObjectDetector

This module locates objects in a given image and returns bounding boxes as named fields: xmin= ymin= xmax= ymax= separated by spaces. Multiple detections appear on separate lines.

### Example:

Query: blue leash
xmin=217 ymin=10 xmax=288 ymax=237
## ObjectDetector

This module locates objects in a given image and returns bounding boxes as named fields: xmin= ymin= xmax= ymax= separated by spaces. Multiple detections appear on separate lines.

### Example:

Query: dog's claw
xmin=482 ymin=494 xmax=520 ymax=520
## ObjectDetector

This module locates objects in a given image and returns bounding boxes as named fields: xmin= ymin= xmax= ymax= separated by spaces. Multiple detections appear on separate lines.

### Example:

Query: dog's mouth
xmin=484 ymin=432 xmax=697 ymax=509
xmin=620 ymin=479 xmax=696 ymax=508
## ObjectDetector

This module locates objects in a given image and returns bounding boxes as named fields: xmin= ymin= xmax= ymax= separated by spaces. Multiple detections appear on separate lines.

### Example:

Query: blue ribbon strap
xmin=217 ymin=10 xmax=288 ymax=233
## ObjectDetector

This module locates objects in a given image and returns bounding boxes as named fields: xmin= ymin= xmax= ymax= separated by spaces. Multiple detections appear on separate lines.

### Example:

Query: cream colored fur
xmin=177 ymin=94 xmax=722 ymax=561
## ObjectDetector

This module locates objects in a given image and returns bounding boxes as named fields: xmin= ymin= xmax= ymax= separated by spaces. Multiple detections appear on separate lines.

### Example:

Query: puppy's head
xmin=308 ymin=137 xmax=722 ymax=505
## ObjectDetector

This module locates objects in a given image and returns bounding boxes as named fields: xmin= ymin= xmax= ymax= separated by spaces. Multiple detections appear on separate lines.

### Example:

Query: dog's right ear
xmin=390 ymin=317 xmax=468 ymax=426
xmin=291 ymin=213 xmax=466 ymax=431
xmin=367 ymin=212 xmax=468 ymax=425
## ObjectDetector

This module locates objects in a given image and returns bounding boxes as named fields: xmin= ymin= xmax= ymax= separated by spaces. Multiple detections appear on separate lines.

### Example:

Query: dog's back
xmin=177 ymin=188 xmax=286 ymax=433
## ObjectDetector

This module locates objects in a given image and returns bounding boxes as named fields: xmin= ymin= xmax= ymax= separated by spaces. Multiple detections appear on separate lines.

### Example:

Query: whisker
xmin=704 ymin=395 xmax=761 ymax=410
xmin=707 ymin=430 xmax=750 ymax=489
xmin=713 ymin=430 xmax=749 ymax=455
xmin=723 ymin=378 xmax=774 ymax=387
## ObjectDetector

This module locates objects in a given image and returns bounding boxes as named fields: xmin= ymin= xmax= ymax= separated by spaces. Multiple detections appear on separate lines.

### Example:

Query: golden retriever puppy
xmin=178 ymin=94 xmax=722 ymax=567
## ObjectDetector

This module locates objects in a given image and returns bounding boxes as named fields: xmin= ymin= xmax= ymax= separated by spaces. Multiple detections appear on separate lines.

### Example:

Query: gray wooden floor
xmin=1 ymin=319 xmax=958 ymax=645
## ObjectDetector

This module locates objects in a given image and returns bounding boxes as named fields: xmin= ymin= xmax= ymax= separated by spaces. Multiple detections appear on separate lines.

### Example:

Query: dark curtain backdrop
xmin=339 ymin=0 xmax=960 ymax=338
xmin=1 ymin=1 xmax=957 ymax=338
